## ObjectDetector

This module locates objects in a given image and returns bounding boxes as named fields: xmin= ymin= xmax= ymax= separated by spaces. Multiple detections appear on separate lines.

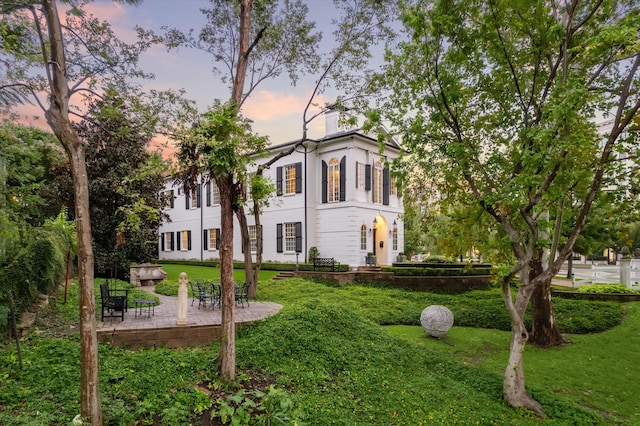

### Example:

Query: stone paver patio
xmin=96 ymin=285 xmax=282 ymax=349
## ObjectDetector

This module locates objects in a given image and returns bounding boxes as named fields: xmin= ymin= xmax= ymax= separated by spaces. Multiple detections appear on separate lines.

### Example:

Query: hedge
xmin=154 ymin=259 xmax=350 ymax=272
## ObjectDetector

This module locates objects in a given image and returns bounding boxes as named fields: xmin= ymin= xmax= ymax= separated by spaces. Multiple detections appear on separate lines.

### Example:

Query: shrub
xmin=577 ymin=284 xmax=640 ymax=294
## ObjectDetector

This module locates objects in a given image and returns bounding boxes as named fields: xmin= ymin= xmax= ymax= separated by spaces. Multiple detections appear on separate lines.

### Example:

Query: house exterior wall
xmin=157 ymin=127 xmax=404 ymax=267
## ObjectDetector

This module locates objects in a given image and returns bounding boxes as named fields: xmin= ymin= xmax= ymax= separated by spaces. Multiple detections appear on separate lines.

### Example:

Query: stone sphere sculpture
xmin=420 ymin=305 xmax=454 ymax=338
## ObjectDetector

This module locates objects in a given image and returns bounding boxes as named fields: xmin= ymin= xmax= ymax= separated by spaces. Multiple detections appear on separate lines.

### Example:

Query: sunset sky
xmin=85 ymin=0 xmax=350 ymax=144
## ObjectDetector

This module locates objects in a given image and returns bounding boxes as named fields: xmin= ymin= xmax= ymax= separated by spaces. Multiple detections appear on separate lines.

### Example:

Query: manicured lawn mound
xmin=258 ymin=279 xmax=624 ymax=334
xmin=237 ymin=301 xmax=603 ymax=425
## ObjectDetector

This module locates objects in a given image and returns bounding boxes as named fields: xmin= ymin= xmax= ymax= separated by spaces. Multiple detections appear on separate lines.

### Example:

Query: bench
xmin=313 ymin=257 xmax=340 ymax=272
xmin=100 ymin=280 xmax=129 ymax=322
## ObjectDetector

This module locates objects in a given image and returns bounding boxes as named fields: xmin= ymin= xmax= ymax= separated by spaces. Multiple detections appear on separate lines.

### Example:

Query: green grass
xmin=0 ymin=276 xmax=637 ymax=424
xmin=386 ymin=303 xmax=640 ymax=425
xmin=158 ymin=263 xmax=280 ymax=284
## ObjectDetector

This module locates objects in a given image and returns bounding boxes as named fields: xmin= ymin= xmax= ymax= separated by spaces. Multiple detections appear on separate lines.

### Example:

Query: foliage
xmin=257 ymin=279 xmax=622 ymax=334
xmin=390 ymin=266 xmax=492 ymax=276
xmin=44 ymin=91 xmax=170 ymax=279
xmin=307 ymin=246 xmax=319 ymax=262
xmin=577 ymin=284 xmax=640 ymax=294
xmin=3 ymin=277 xmax=636 ymax=423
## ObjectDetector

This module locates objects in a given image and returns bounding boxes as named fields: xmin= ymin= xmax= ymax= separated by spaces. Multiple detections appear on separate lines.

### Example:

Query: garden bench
xmin=100 ymin=280 xmax=129 ymax=322
xmin=313 ymin=257 xmax=340 ymax=272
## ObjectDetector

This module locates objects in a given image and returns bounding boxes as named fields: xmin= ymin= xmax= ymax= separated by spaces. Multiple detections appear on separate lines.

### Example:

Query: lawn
xmin=0 ymin=273 xmax=636 ymax=424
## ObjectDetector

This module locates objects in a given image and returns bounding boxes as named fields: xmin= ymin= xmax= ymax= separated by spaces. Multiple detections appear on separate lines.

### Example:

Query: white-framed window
xmin=208 ymin=228 xmax=218 ymax=251
xmin=164 ymin=232 xmax=172 ymax=251
xmin=390 ymin=176 xmax=398 ymax=196
xmin=181 ymin=230 xmax=189 ymax=251
xmin=373 ymin=161 xmax=383 ymax=203
xmin=328 ymin=157 xmax=340 ymax=202
xmin=249 ymin=225 xmax=257 ymax=253
xmin=392 ymin=226 xmax=398 ymax=250
xmin=246 ymin=172 xmax=256 ymax=201
xmin=164 ymin=190 xmax=174 ymax=208
xmin=190 ymin=188 xmax=198 ymax=209
xmin=285 ymin=222 xmax=296 ymax=252
xmin=211 ymin=183 xmax=220 ymax=205
xmin=360 ymin=225 xmax=367 ymax=250
xmin=357 ymin=162 xmax=365 ymax=188
xmin=284 ymin=164 xmax=296 ymax=195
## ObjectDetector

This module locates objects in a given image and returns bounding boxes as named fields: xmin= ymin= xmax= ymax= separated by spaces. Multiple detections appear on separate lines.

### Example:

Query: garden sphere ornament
xmin=420 ymin=305 xmax=454 ymax=338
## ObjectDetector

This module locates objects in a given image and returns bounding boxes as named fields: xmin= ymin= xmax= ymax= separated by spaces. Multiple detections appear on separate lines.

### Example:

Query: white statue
xmin=177 ymin=272 xmax=189 ymax=325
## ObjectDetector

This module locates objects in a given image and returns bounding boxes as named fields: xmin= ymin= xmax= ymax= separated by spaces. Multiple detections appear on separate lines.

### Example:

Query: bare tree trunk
xmin=235 ymin=206 xmax=254 ymax=292
xmin=502 ymin=281 xmax=546 ymax=418
xmin=251 ymin=199 xmax=263 ymax=298
xmin=529 ymin=277 xmax=568 ymax=347
xmin=42 ymin=1 xmax=102 ymax=423
xmin=218 ymin=178 xmax=236 ymax=382
xmin=529 ymin=258 xmax=568 ymax=348
xmin=566 ymin=255 xmax=573 ymax=279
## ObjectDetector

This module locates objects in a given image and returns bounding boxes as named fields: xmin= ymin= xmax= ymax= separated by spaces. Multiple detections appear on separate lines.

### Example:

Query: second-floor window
xmin=322 ymin=156 xmax=346 ymax=203
xmin=285 ymin=164 xmax=296 ymax=194
xmin=276 ymin=163 xmax=302 ymax=195
xmin=373 ymin=162 xmax=383 ymax=203
xmin=249 ymin=225 xmax=257 ymax=253
xmin=328 ymin=158 xmax=340 ymax=202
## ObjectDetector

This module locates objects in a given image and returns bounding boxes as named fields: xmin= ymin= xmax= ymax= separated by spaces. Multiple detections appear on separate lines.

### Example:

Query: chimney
xmin=324 ymin=105 xmax=352 ymax=137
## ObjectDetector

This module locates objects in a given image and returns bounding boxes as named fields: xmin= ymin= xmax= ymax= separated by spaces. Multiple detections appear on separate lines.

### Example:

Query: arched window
xmin=328 ymin=158 xmax=340 ymax=202
xmin=360 ymin=224 xmax=367 ymax=250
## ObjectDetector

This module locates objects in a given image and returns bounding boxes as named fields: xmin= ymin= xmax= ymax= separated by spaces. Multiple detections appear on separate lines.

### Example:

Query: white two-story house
xmin=157 ymin=111 xmax=404 ymax=267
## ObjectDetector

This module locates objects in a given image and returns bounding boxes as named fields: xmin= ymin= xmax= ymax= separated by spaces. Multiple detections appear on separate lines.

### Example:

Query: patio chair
xmin=234 ymin=281 xmax=250 ymax=308
xmin=196 ymin=281 xmax=216 ymax=309
xmin=100 ymin=280 xmax=129 ymax=322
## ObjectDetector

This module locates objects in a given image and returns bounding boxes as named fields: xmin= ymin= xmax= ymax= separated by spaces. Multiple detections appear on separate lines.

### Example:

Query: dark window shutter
xmin=383 ymin=167 xmax=390 ymax=206
xmin=276 ymin=166 xmax=283 ymax=196
xmin=185 ymin=189 xmax=190 ymax=209
xmin=260 ymin=225 xmax=263 ymax=252
xmin=321 ymin=160 xmax=328 ymax=204
xmin=203 ymin=229 xmax=208 ymax=250
xmin=365 ymin=164 xmax=372 ymax=190
xmin=216 ymin=229 xmax=221 ymax=250
xmin=187 ymin=230 xmax=192 ymax=250
xmin=170 ymin=190 xmax=174 ymax=208
xmin=295 ymin=162 xmax=302 ymax=193
xmin=276 ymin=223 xmax=283 ymax=253
xmin=176 ymin=231 xmax=181 ymax=251
xmin=170 ymin=232 xmax=174 ymax=251
xmin=161 ymin=234 xmax=165 ymax=251
xmin=295 ymin=222 xmax=302 ymax=253
xmin=196 ymin=185 xmax=201 ymax=208
xmin=339 ymin=156 xmax=346 ymax=201
xmin=206 ymin=182 xmax=211 ymax=206
xmin=355 ymin=162 xmax=359 ymax=188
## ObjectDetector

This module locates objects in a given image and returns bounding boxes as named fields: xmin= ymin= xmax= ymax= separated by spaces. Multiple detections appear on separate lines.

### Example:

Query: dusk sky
xmin=89 ymin=0 xmax=362 ymax=145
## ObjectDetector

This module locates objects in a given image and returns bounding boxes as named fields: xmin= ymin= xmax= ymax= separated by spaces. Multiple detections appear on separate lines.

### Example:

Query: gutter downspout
xmin=304 ymin=143 xmax=308 ymax=263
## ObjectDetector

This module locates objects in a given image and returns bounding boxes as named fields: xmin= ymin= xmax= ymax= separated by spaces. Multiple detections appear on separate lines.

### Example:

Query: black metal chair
xmin=196 ymin=281 xmax=216 ymax=309
xmin=99 ymin=280 xmax=129 ymax=321
xmin=188 ymin=281 xmax=199 ymax=306
xmin=234 ymin=281 xmax=250 ymax=308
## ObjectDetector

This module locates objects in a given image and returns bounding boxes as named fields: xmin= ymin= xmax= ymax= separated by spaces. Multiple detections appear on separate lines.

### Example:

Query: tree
xmin=0 ymin=1 xmax=173 ymax=422
xmin=375 ymin=0 xmax=639 ymax=416
xmin=155 ymin=0 xmax=396 ymax=381
xmin=46 ymin=89 xmax=171 ymax=279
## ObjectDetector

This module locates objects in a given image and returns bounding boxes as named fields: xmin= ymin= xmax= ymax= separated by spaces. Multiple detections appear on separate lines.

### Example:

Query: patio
xmin=96 ymin=285 xmax=282 ymax=349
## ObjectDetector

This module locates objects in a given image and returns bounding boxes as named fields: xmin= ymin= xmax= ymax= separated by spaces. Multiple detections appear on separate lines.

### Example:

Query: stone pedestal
xmin=621 ymin=258 xmax=631 ymax=289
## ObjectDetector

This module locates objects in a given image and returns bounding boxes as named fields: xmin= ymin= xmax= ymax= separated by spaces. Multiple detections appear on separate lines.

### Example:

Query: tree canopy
xmin=374 ymin=0 xmax=640 ymax=416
